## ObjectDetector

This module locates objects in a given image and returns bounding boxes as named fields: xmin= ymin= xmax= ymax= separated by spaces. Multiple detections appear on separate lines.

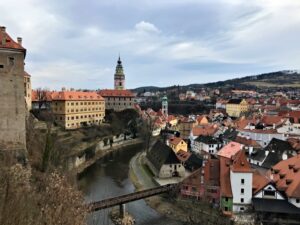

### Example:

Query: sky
xmin=1 ymin=0 xmax=300 ymax=90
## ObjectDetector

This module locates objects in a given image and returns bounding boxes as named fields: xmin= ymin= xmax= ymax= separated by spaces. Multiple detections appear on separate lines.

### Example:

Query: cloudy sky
xmin=1 ymin=0 xmax=300 ymax=89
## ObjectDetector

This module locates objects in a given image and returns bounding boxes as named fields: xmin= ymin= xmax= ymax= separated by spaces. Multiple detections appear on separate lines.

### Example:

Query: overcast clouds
xmin=1 ymin=0 xmax=300 ymax=89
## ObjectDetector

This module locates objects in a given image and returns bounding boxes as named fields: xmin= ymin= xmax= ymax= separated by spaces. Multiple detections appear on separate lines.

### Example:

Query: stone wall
xmin=0 ymin=49 xmax=26 ymax=151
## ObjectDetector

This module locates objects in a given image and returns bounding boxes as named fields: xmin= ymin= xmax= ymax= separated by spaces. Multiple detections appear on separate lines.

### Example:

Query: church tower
xmin=114 ymin=56 xmax=125 ymax=90
xmin=162 ymin=96 xmax=168 ymax=118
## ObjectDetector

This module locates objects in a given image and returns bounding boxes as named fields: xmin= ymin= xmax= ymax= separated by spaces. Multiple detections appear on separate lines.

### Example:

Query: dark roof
xmin=147 ymin=141 xmax=181 ymax=171
xmin=252 ymin=198 xmax=300 ymax=214
xmin=220 ymin=128 xmax=238 ymax=141
xmin=194 ymin=135 xmax=222 ymax=145
xmin=261 ymin=138 xmax=296 ymax=168
xmin=227 ymin=99 xmax=243 ymax=104
xmin=184 ymin=153 xmax=203 ymax=171
xmin=249 ymin=149 xmax=266 ymax=162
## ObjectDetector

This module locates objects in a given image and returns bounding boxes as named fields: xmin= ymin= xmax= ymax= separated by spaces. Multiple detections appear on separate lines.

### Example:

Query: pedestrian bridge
xmin=88 ymin=183 xmax=178 ymax=212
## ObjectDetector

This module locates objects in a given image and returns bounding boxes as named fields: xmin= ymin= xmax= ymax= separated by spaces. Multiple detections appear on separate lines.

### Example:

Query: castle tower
xmin=114 ymin=56 xmax=125 ymax=90
xmin=162 ymin=96 xmax=168 ymax=118
xmin=0 ymin=26 xmax=27 ymax=152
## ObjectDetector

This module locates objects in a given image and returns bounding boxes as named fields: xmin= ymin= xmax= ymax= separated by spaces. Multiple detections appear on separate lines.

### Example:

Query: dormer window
xmin=8 ymin=57 xmax=14 ymax=66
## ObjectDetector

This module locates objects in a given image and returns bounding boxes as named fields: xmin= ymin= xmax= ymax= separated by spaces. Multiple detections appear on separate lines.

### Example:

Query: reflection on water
xmin=78 ymin=144 xmax=182 ymax=225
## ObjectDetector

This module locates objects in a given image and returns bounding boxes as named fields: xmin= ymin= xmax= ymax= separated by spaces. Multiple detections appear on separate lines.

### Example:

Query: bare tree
xmin=35 ymin=88 xmax=49 ymax=111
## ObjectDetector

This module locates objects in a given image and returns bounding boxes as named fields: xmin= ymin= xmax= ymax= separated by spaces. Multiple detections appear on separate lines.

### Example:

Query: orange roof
xmin=192 ymin=124 xmax=218 ymax=136
xmin=261 ymin=115 xmax=284 ymax=126
xmin=169 ymin=137 xmax=185 ymax=146
xmin=32 ymin=90 xmax=104 ymax=101
xmin=176 ymin=150 xmax=191 ymax=162
xmin=217 ymin=141 xmax=242 ymax=159
xmin=235 ymin=136 xmax=261 ymax=148
xmin=196 ymin=115 xmax=208 ymax=124
xmin=220 ymin=157 xmax=232 ymax=197
xmin=230 ymin=150 xmax=252 ymax=173
xmin=270 ymin=154 xmax=300 ymax=198
xmin=98 ymin=89 xmax=134 ymax=97
xmin=0 ymin=26 xmax=25 ymax=52
xmin=252 ymin=170 xmax=270 ymax=194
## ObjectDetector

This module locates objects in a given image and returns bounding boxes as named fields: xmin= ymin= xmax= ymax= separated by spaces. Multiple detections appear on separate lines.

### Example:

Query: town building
xmin=50 ymin=90 xmax=105 ymax=129
xmin=98 ymin=56 xmax=135 ymax=111
xmin=24 ymin=71 xmax=32 ymax=110
xmin=168 ymin=137 xmax=188 ymax=153
xmin=0 ymin=26 xmax=27 ymax=152
xmin=226 ymin=99 xmax=249 ymax=118
xmin=192 ymin=135 xmax=223 ymax=156
xmin=146 ymin=140 xmax=185 ymax=178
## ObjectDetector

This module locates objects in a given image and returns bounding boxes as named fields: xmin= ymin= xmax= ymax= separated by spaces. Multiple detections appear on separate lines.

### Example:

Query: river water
xmin=78 ymin=144 xmax=182 ymax=225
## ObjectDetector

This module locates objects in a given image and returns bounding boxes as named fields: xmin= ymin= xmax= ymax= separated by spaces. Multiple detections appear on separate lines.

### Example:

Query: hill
xmin=132 ymin=70 xmax=300 ymax=93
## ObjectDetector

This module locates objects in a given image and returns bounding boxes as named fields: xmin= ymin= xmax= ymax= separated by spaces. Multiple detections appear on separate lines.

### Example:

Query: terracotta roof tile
xmin=98 ymin=89 xmax=135 ymax=97
xmin=0 ymin=27 xmax=25 ymax=52
xmin=217 ymin=141 xmax=242 ymax=159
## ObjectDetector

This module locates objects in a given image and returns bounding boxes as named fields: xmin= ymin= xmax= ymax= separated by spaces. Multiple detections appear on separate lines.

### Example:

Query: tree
xmin=35 ymin=88 xmax=49 ymax=111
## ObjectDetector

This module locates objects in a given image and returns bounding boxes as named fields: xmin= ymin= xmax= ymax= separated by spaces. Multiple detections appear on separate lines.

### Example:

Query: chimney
xmin=1 ymin=26 xmax=6 ymax=45
xmin=17 ymin=37 xmax=22 ymax=46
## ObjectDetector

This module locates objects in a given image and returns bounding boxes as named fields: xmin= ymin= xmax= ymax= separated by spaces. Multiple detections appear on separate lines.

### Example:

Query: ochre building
xmin=51 ymin=91 xmax=105 ymax=129
xmin=226 ymin=99 xmax=249 ymax=118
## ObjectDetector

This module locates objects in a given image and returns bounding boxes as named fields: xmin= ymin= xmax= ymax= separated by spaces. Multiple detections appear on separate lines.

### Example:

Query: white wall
xmin=254 ymin=184 xmax=285 ymax=200
xmin=238 ymin=130 xmax=286 ymax=147
xmin=159 ymin=163 xmax=185 ymax=178
xmin=230 ymin=171 xmax=253 ymax=212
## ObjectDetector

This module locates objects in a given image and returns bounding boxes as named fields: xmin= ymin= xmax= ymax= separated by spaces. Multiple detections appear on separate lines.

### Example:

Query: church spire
xmin=114 ymin=55 xmax=125 ymax=90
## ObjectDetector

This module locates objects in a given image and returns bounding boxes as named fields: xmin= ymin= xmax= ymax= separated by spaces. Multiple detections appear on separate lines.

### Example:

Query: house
xmin=250 ymin=138 xmax=297 ymax=168
xmin=177 ymin=116 xmax=197 ymax=140
xmin=181 ymin=159 xmax=220 ymax=204
xmin=226 ymin=99 xmax=249 ymax=118
xmin=176 ymin=150 xmax=203 ymax=172
xmin=252 ymin=155 xmax=300 ymax=223
xmin=168 ymin=137 xmax=188 ymax=153
xmin=238 ymin=128 xmax=286 ymax=147
xmin=217 ymin=141 xmax=243 ymax=159
xmin=146 ymin=141 xmax=185 ymax=178
xmin=192 ymin=135 xmax=222 ymax=156
xmin=189 ymin=124 xmax=219 ymax=146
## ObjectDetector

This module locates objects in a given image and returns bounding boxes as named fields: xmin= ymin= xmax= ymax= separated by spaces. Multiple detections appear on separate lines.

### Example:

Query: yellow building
xmin=169 ymin=137 xmax=188 ymax=153
xmin=24 ymin=71 xmax=32 ymax=110
xmin=226 ymin=99 xmax=249 ymax=118
xmin=51 ymin=91 xmax=105 ymax=129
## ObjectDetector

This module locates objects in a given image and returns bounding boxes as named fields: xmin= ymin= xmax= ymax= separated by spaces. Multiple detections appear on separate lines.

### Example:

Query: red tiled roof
xmin=220 ymin=157 xmax=232 ymax=197
xmin=230 ymin=150 xmax=252 ymax=173
xmin=235 ymin=136 xmax=261 ymax=148
xmin=0 ymin=27 xmax=25 ymax=52
xmin=98 ymin=89 xmax=135 ymax=97
xmin=32 ymin=90 xmax=104 ymax=101
xmin=169 ymin=137 xmax=185 ymax=146
xmin=192 ymin=124 xmax=218 ymax=137
xmin=252 ymin=170 xmax=270 ymax=194
xmin=176 ymin=150 xmax=191 ymax=162
xmin=261 ymin=115 xmax=284 ymax=126
xmin=270 ymin=154 xmax=300 ymax=198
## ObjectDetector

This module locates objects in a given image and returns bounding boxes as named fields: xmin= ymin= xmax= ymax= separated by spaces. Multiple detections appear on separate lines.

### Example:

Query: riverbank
xmin=129 ymin=152 xmax=232 ymax=225
xmin=75 ymin=138 xmax=144 ymax=176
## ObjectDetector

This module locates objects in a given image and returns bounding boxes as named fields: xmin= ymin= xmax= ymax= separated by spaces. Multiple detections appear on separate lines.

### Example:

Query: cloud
xmin=135 ymin=21 xmax=160 ymax=33
xmin=1 ymin=0 xmax=300 ymax=89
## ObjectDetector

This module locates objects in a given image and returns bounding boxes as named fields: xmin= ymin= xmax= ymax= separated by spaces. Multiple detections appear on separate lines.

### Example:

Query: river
xmin=78 ymin=144 xmax=182 ymax=225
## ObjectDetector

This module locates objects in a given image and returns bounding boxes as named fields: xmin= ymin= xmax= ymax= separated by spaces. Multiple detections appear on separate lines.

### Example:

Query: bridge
xmin=88 ymin=183 xmax=178 ymax=212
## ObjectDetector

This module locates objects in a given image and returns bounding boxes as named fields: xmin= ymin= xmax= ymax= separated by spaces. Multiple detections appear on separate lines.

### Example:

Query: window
xmin=296 ymin=199 xmax=300 ymax=203
xmin=240 ymin=207 xmax=244 ymax=211
xmin=264 ymin=190 xmax=275 ymax=197
xmin=0 ymin=64 xmax=3 ymax=68
xmin=241 ymin=188 xmax=244 ymax=194
xmin=241 ymin=179 xmax=245 ymax=185
xmin=224 ymin=207 xmax=228 ymax=211
xmin=8 ymin=57 xmax=14 ymax=66
xmin=241 ymin=198 xmax=244 ymax=203
xmin=225 ymin=197 xmax=228 ymax=202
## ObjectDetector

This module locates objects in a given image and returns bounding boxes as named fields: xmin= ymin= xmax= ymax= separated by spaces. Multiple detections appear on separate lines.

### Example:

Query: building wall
xmin=170 ymin=140 xmax=187 ymax=153
xmin=159 ymin=163 xmax=185 ymax=178
xmin=238 ymin=130 xmax=286 ymax=147
xmin=0 ymin=49 xmax=26 ymax=151
xmin=103 ymin=96 xmax=134 ymax=111
xmin=254 ymin=184 xmax=285 ymax=200
xmin=230 ymin=171 xmax=253 ymax=212
xmin=221 ymin=197 xmax=233 ymax=212
xmin=52 ymin=99 xmax=105 ymax=129
xmin=226 ymin=101 xmax=249 ymax=118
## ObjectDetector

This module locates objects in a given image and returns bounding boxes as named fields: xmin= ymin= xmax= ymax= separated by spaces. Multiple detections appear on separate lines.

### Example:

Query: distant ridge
xmin=132 ymin=70 xmax=300 ymax=93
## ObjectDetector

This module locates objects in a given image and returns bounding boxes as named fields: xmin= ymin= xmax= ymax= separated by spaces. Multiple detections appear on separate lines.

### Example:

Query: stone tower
xmin=162 ymin=96 xmax=168 ymax=118
xmin=0 ymin=26 xmax=27 ymax=152
xmin=114 ymin=56 xmax=125 ymax=90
